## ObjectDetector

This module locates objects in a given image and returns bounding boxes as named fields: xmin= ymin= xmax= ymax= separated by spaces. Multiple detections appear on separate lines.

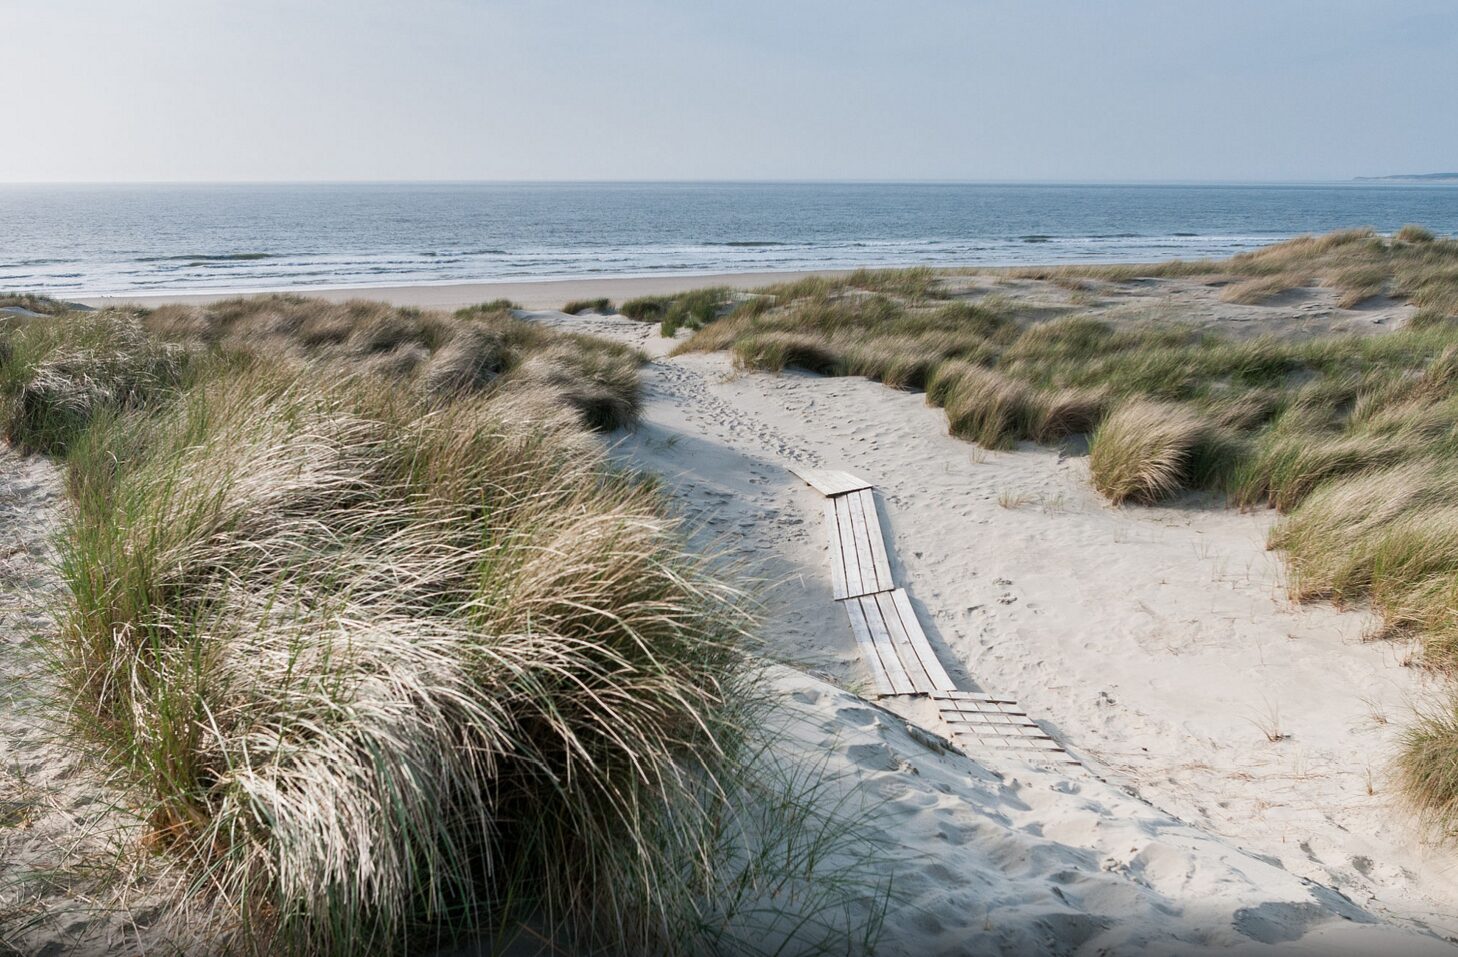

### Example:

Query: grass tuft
xmin=561 ymin=297 xmax=612 ymax=315
xmin=1088 ymin=400 xmax=1207 ymax=505
xmin=927 ymin=362 xmax=1038 ymax=450
xmin=0 ymin=311 xmax=194 ymax=453
xmin=1397 ymin=224 xmax=1437 ymax=244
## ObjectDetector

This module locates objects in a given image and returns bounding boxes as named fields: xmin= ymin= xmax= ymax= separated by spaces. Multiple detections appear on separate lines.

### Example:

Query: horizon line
xmin=0 ymin=176 xmax=1438 ymax=188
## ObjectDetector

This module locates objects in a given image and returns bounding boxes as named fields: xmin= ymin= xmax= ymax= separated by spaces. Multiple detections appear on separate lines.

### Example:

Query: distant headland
xmin=1356 ymin=172 xmax=1458 ymax=183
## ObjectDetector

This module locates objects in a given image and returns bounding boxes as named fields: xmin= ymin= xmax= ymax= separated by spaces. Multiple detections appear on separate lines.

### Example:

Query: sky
xmin=2 ymin=0 xmax=1456 ymax=183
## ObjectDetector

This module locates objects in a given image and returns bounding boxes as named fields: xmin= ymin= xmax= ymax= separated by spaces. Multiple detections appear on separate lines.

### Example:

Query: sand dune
xmin=518 ymin=303 xmax=1458 ymax=951
xmin=8 ymin=281 xmax=1458 ymax=953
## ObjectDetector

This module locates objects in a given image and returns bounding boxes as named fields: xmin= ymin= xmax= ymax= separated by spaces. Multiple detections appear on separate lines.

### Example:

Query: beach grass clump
xmin=504 ymin=340 xmax=643 ymax=430
xmin=660 ymin=287 xmax=733 ymax=337
xmin=1271 ymin=464 xmax=1457 ymax=598
xmin=1032 ymin=387 xmax=1109 ymax=442
xmin=1 ymin=297 xmax=885 ymax=952
xmin=619 ymin=295 xmax=669 ymax=324
xmin=0 ymin=310 xmax=194 ymax=453
xmin=1088 ymin=400 xmax=1207 ymax=504
xmin=0 ymin=292 xmax=73 ymax=316
xmin=926 ymin=362 xmax=1039 ymax=449
xmin=141 ymin=294 xmax=644 ymax=432
xmin=462 ymin=297 xmax=519 ymax=313
xmin=53 ymin=364 xmax=755 ymax=953
xmin=1219 ymin=273 xmax=1306 ymax=305
xmin=1396 ymin=224 xmax=1438 ymax=244
xmin=621 ymin=288 xmax=736 ymax=337
xmin=562 ymin=297 xmax=612 ymax=315
xmin=1398 ymin=706 xmax=1458 ymax=837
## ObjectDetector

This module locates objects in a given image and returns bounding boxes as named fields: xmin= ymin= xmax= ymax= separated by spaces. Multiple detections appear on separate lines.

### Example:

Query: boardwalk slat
xmin=929 ymin=691 xmax=1021 ymax=705
xmin=834 ymin=495 xmax=867 ymax=597
xmin=791 ymin=465 xmax=874 ymax=497
xmin=836 ymin=496 xmax=867 ymax=598
xmin=890 ymin=589 xmax=956 ymax=691
xmin=875 ymin=590 xmax=933 ymax=692
xmin=940 ymin=713 xmax=1039 ymax=728
xmin=856 ymin=489 xmax=895 ymax=590
xmin=790 ymin=466 xmax=838 ymax=497
xmin=858 ymin=596 xmax=915 ymax=694
xmin=984 ymin=739 xmax=1065 ymax=751
xmin=841 ymin=597 xmax=892 ymax=695
xmin=825 ymin=498 xmax=849 ymax=600
xmin=845 ymin=494 xmax=880 ymax=597
xmin=936 ymin=703 xmax=1032 ymax=717
xmin=945 ymin=724 xmax=1053 ymax=741
xmin=826 ymin=470 xmax=874 ymax=495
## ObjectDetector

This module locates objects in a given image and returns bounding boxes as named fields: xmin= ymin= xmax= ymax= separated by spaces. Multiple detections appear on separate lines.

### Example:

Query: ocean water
xmin=3 ymin=181 xmax=1458 ymax=297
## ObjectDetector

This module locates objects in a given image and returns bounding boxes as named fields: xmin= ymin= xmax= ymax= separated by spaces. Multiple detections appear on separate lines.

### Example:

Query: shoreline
xmin=73 ymin=269 xmax=871 ymax=311
xmin=68 ymin=260 xmax=1173 ymax=312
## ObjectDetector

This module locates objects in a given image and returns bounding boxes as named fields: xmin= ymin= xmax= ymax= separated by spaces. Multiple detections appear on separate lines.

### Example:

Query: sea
xmin=3 ymin=181 xmax=1458 ymax=298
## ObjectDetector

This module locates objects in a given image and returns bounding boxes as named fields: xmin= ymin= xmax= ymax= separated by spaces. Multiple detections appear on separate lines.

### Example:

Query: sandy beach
xmin=73 ymin=270 xmax=864 ymax=313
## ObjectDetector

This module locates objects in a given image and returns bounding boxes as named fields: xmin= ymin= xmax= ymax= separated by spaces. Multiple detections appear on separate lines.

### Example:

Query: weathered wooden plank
xmin=858 ymin=596 xmax=915 ymax=694
xmin=826 ymin=470 xmax=875 ymax=495
xmin=985 ymin=739 xmax=1065 ymax=751
xmin=890 ymin=589 xmax=956 ymax=691
xmin=845 ymin=493 xmax=880 ymax=596
xmin=833 ymin=495 xmax=867 ymax=597
xmin=940 ymin=712 xmax=1039 ymax=728
xmin=935 ymin=699 xmax=1029 ymax=714
xmin=939 ymin=712 xmax=1048 ymax=739
xmin=841 ymin=597 xmax=892 ymax=695
xmin=937 ymin=706 xmax=1032 ymax=720
xmin=944 ymin=723 xmax=1052 ymax=741
xmin=929 ymin=691 xmax=1021 ymax=705
xmin=874 ymin=590 xmax=932 ymax=692
xmin=789 ymin=466 xmax=836 ymax=497
xmin=825 ymin=498 xmax=849 ymax=600
xmin=791 ymin=465 xmax=874 ymax=498
xmin=856 ymin=489 xmax=895 ymax=590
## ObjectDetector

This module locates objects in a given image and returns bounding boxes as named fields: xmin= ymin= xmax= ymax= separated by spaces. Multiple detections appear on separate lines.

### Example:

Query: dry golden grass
xmin=1032 ymin=387 xmax=1109 ymax=443
xmin=1 ymin=302 xmax=885 ymax=954
xmin=145 ymin=294 xmax=642 ymax=432
xmin=1088 ymin=400 xmax=1207 ymax=504
xmin=52 ymin=363 xmax=748 ymax=953
xmin=1398 ymin=707 xmax=1458 ymax=838
xmin=562 ymin=296 xmax=612 ymax=315
xmin=927 ymin=362 xmax=1036 ymax=450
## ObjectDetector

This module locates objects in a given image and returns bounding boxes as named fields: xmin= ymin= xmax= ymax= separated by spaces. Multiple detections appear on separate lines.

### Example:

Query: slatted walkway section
xmin=792 ymin=464 xmax=1077 ymax=767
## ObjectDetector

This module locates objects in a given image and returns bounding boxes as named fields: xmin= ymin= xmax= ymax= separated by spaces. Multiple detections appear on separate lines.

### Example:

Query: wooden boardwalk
xmin=792 ymin=464 xmax=1077 ymax=767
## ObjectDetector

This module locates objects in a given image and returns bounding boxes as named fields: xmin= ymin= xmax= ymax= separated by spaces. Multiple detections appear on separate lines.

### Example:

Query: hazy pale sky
xmin=4 ymin=0 xmax=1455 ymax=183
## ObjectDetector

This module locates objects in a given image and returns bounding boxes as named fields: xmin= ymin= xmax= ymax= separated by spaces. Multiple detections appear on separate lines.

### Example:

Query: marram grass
xmin=1 ymin=299 xmax=886 ymax=954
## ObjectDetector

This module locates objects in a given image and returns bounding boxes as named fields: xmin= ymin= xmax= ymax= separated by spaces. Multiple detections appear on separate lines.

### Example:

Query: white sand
xmin=72 ymin=270 xmax=861 ymax=313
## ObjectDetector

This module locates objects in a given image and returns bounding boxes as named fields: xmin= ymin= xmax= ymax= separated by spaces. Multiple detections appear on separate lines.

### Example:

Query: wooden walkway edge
xmin=792 ymin=464 xmax=1078 ymax=768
